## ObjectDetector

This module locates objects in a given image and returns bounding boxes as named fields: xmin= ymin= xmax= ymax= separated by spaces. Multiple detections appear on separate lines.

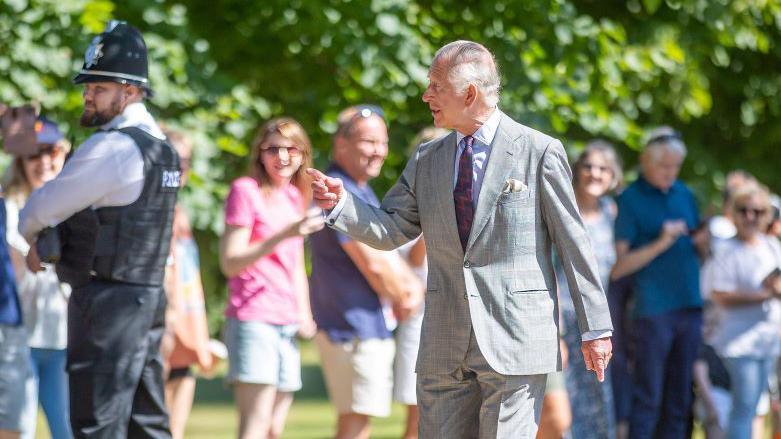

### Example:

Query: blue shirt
xmin=0 ymin=198 xmax=21 ymax=326
xmin=615 ymin=176 xmax=703 ymax=317
xmin=310 ymin=164 xmax=392 ymax=342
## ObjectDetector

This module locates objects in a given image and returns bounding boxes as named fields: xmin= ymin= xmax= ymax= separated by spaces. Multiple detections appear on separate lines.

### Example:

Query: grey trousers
xmin=417 ymin=330 xmax=547 ymax=439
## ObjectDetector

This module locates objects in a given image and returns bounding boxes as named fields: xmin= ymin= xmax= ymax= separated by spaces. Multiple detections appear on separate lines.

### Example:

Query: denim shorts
xmin=0 ymin=325 xmax=30 ymax=432
xmin=223 ymin=318 xmax=301 ymax=392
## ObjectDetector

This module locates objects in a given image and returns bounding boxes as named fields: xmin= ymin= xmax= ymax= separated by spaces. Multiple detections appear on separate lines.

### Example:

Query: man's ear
xmin=464 ymin=83 xmax=478 ymax=107
xmin=124 ymin=85 xmax=143 ymax=103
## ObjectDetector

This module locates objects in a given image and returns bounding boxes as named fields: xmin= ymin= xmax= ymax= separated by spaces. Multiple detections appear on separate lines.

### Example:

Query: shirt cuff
xmin=324 ymin=192 xmax=348 ymax=226
xmin=581 ymin=329 xmax=612 ymax=341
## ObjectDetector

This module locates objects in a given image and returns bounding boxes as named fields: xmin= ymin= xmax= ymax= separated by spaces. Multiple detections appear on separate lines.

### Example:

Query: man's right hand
xmin=393 ymin=285 xmax=424 ymax=322
xmin=657 ymin=219 xmax=688 ymax=250
xmin=306 ymin=168 xmax=345 ymax=210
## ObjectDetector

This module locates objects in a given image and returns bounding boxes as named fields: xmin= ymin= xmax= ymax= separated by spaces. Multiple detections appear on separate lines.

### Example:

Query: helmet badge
xmin=84 ymin=36 xmax=104 ymax=68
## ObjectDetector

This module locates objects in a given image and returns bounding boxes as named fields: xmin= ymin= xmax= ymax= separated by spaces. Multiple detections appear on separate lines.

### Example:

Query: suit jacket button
xmin=463 ymin=261 xmax=471 ymax=268
xmin=463 ymin=293 xmax=468 ymax=299
xmin=328 ymin=218 xmax=335 ymax=225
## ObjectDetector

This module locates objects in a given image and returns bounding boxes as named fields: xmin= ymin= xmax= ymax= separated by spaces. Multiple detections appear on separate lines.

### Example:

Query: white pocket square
xmin=501 ymin=178 xmax=527 ymax=194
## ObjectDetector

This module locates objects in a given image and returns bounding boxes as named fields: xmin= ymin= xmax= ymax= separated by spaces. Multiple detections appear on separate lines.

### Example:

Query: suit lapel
xmin=432 ymin=132 xmax=463 ymax=253
xmin=466 ymin=114 xmax=522 ymax=251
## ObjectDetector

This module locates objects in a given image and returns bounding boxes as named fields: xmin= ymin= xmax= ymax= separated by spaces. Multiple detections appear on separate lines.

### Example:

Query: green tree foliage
xmin=2 ymin=0 xmax=781 ymax=328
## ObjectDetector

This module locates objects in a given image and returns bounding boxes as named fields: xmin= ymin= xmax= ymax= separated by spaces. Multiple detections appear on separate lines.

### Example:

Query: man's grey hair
xmin=643 ymin=126 xmax=687 ymax=162
xmin=433 ymin=40 xmax=501 ymax=107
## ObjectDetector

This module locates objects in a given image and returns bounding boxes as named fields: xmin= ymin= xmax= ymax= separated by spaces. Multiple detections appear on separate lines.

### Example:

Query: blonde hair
xmin=2 ymin=137 xmax=71 ymax=203
xmin=729 ymin=183 xmax=771 ymax=224
xmin=248 ymin=117 xmax=312 ymax=202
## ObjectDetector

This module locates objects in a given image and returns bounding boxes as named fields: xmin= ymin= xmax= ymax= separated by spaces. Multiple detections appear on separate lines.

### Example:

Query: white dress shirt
xmin=19 ymin=102 xmax=165 ymax=242
xmin=452 ymin=108 xmax=501 ymax=207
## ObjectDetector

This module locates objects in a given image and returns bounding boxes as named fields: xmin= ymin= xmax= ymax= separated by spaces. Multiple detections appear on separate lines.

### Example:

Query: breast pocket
xmin=497 ymin=189 xmax=531 ymax=206
xmin=495 ymin=194 xmax=536 ymax=252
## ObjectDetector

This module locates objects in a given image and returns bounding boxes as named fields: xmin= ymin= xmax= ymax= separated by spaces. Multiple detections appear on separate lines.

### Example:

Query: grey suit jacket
xmin=327 ymin=112 xmax=613 ymax=376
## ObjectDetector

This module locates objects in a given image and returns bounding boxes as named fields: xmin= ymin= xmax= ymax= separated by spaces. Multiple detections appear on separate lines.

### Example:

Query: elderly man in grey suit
xmin=308 ymin=40 xmax=614 ymax=438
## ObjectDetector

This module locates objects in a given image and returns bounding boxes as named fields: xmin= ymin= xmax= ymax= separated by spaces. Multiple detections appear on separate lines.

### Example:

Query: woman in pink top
xmin=219 ymin=118 xmax=324 ymax=439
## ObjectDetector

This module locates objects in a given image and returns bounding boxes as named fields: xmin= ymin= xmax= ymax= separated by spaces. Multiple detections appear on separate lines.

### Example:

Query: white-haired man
xmin=308 ymin=40 xmax=613 ymax=437
xmin=610 ymin=129 xmax=705 ymax=439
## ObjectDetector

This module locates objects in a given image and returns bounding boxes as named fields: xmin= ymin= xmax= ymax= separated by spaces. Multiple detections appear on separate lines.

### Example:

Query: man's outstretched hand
xmin=307 ymin=168 xmax=345 ymax=210
xmin=581 ymin=337 xmax=613 ymax=382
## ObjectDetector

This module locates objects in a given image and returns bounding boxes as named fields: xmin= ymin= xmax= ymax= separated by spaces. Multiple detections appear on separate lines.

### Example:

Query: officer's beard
xmin=80 ymin=99 xmax=123 ymax=128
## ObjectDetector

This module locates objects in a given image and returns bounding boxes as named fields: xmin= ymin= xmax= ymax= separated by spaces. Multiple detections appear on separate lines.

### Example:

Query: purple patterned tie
xmin=454 ymin=136 xmax=474 ymax=251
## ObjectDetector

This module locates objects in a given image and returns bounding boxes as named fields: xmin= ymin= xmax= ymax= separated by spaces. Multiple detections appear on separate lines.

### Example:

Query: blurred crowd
xmin=3 ymin=104 xmax=781 ymax=439
xmin=2 ymin=22 xmax=781 ymax=439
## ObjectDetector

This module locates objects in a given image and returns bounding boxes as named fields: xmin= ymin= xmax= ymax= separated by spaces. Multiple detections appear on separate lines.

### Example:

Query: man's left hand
xmin=25 ymin=242 xmax=43 ymax=272
xmin=581 ymin=337 xmax=613 ymax=382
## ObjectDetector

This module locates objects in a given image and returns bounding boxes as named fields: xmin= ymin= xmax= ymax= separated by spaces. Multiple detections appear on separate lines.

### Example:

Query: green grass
xmin=35 ymin=340 xmax=406 ymax=438
xmin=181 ymin=339 xmax=406 ymax=438
xmin=32 ymin=340 xmax=724 ymax=438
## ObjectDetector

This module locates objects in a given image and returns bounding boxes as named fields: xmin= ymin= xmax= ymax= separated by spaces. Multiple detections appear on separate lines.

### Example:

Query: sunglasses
xmin=337 ymin=104 xmax=385 ymax=137
xmin=646 ymin=131 xmax=682 ymax=146
xmin=260 ymin=145 xmax=302 ymax=157
xmin=354 ymin=104 xmax=384 ymax=119
xmin=24 ymin=144 xmax=62 ymax=161
xmin=736 ymin=206 xmax=767 ymax=217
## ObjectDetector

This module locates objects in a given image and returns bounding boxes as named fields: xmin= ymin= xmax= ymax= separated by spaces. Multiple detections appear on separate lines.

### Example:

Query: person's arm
xmin=693 ymin=360 xmax=721 ymax=426
xmin=539 ymin=140 xmax=613 ymax=381
xmin=708 ymin=243 xmax=776 ymax=307
xmin=341 ymin=240 xmax=423 ymax=317
xmin=19 ymin=132 xmax=143 ymax=242
xmin=219 ymin=209 xmax=323 ymax=278
xmin=308 ymin=151 xmax=423 ymax=251
xmin=294 ymin=250 xmax=316 ymax=338
xmin=711 ymin=289 xmax=772 ymax=306
xmin=407 ymin=237 xmax=426 ymax=268
xmin=610 ymin=220 xmax=687 ymax=280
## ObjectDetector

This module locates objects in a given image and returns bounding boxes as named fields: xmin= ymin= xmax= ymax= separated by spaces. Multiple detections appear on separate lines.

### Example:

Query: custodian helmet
xmin=73 ymin=21 xmax=153 ymax=97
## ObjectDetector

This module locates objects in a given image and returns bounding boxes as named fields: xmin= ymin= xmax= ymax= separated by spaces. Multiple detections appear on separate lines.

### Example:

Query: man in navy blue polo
xmin=611 ymin=127 xmax=704 ymax=438
xmin=309 ymin=105 xmax=423 ymax=439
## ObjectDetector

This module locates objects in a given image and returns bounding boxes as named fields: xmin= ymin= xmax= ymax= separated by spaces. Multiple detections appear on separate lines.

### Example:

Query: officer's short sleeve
xmin=224 ymin=177 xmax=258 ymax=228
xmin=614 ymin=193 xmax=637 ymax=244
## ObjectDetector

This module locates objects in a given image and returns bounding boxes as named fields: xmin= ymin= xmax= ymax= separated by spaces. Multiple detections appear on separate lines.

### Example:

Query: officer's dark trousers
xmin=67 ymin=280 xmax=171 ymax=439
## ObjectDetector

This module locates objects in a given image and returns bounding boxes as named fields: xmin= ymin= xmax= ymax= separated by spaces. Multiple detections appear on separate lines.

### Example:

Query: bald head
xmin=432 ymin=40 xmax=501 ymax=107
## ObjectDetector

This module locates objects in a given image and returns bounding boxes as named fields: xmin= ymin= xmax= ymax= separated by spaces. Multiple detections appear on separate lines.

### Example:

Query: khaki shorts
xmin=315 ymin=331 xmax=395 ymax=417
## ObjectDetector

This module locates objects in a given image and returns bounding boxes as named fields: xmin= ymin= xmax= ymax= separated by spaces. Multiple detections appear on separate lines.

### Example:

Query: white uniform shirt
xmin=19 ymin=102 xmax=165 ymax=242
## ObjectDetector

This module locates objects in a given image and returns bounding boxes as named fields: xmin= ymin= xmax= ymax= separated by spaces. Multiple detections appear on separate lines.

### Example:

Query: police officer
xmin=19 ymin=21 xmax=178 ymax=438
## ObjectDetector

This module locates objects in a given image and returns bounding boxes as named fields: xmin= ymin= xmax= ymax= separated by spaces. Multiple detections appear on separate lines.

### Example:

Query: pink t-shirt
xmin=223 ymin=176 xmax=304 ymax=325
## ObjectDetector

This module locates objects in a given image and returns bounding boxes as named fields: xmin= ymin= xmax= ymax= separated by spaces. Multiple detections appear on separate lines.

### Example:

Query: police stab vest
xmin=91 ymin=126 xmax=179 ymax=286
